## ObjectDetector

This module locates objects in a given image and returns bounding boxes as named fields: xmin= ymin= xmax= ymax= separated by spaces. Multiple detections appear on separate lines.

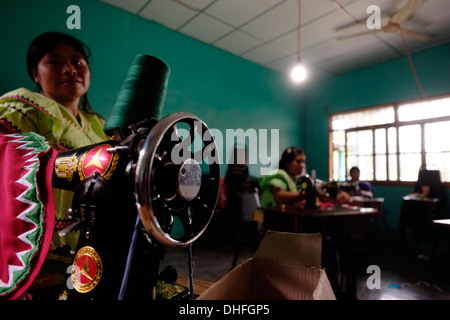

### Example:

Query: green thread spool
xmin=104 ymin=54 xmax=170 ymax=132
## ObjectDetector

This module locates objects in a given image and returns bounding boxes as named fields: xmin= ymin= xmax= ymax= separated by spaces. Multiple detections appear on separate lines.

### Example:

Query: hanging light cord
xmin=399 ymin=26 xmax=427 ymax=98
xmin=296 ymin=0 xmax=302 ymax=62
xmin=333 ymin=0 xmax=427 ymax=98
xmin=333 ymin=0 xmax=364 ymax=24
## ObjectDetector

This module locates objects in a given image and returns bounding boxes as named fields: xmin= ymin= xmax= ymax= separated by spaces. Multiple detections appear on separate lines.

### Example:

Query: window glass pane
xmin=425 ymin=121 xmax=450 ymax=152
xmin=331 ymin=118 xmax=352 ymax=131
xmin=347 ymin=155 xmax=373 ymax=180
xmin=399 ymin=154 xmax=421 ymax=181
xmin=375 ymin=129 xmax=386 ymax=154
xmin=332 ymin=150 xmax=339 ymax=181
xmin=374 ymin=129 xmax=386 ymax=181
xmin=333 ymin=150 xmax=346 ymax=181
xmin=398 ymin=97 xmax=450 ymax=122
xmin=361 ymin=156 xmax=374 ymax=181
xmin=375 ymin=155 xmax=387 ymax=180
xmin=347 ymin=130 xmax=373 ymax=155
xmin=331 ymin=106 xmax=394 ymax=130
xmin=330 ymin=96 xmax=450 ymax=183
xmin=388 ymin=154 xmax=398 ymax=180
xmin=426 ymin=152 xmax=450 ymax=182
xmin=399 ymin=125 xmax=421 ymax=153
xmin=332 ymin=130 xmax=345 ymax=149
xmin=387 ymin=127 xmax=397 ymax=154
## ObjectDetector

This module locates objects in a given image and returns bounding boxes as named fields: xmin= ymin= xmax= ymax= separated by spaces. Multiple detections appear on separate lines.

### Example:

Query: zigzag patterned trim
xmin=0 ymin=133 xmax=50 ymax=295
xmin=54 ymin=219 xmax=74 ymax=231
xmin=2 ymin=94 xmax=87 ymax=133
xmin=0 ymin=118 xmax=20 ymax=133
xmin=1 ymin=95 xmax=52 ymax=117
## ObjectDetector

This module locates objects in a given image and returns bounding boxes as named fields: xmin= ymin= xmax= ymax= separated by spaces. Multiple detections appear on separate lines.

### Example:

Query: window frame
xmin=329 ymin=93 xmax=450 ymax=187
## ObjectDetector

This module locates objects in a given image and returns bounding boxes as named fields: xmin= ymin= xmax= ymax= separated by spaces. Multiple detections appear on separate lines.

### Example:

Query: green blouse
xmin=259 ymin=169 xmax=298 ymax=208
xmin=0 ymin=88 xmax=108 ymax=250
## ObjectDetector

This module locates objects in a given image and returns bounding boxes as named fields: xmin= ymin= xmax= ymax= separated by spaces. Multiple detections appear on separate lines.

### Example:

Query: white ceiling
xmin=99 ymin=0 xmax=450 ymax=82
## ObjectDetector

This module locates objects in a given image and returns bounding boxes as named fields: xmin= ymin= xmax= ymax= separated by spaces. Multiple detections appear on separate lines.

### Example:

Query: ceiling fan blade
xmin=335 ymin=15 xmax=391 ymax=33
xmin=336 ymin=29 xmax=383 ymax=40
xmin=394 ymin=27 xmax=430 ymax=41
xmin=391 ymin=0 xmax=422 ymax=24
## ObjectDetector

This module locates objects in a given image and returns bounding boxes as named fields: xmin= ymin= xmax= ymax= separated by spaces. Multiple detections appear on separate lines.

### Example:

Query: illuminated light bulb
xmin=290 ymin=63 xmax=308 ymax=83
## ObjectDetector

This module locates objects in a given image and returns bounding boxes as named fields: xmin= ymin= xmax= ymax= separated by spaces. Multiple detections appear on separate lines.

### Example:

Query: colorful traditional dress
xmin=0 ymin=87 xmax=108 ymax=272
xmin=0 ymin=132 xmax=58 ymax=299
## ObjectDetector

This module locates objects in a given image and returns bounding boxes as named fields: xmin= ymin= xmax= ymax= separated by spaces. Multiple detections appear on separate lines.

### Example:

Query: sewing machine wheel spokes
xmin=135 ymin=112 xmax=220 ymax=248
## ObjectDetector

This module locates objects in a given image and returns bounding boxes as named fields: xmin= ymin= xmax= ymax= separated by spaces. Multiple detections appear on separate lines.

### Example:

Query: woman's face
xmin=286 ymin=154 xmax=306 ymax=177
xmin=33 ymin=43 xmax=90 ymax=107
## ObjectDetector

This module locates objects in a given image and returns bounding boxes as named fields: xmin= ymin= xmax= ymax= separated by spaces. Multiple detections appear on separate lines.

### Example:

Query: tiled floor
xmin=354 ymin=243 xmax=450 ymax=300
xmin=159 ymin=230 xmax=450 ymax=300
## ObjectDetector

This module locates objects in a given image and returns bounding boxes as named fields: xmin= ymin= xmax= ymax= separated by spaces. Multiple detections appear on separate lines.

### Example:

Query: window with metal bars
xmin=329 ymin=95 xmax=450 ymax=185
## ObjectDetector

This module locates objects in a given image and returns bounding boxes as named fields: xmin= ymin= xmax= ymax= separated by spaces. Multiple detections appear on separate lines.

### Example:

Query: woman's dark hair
xmin=26 ymin=32 xmax=93 ymax=112
xmin=279 ymin=146 xmax=305 ymax=171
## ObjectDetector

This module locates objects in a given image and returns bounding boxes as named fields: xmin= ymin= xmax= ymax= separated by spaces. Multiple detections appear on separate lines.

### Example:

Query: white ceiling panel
xmin=179 ymin=13 xmax=234 ymax=43
xmin=214 ymin=30 xmax=263 ymax=55
xmin=317 ymin=38 xmax=401 ymax=74
xmin=267 ymin=30 xmax=297 ymax=56
xmin=241 ymin=0 xmax=299 ymax=42
xmin=205 ymin=0 xmax=284 ymax=28
xmin=98 ymin=0 xmax=450 ymax=81
xmin=139 ymin=0 xmax=198 ymax=30
xmin=265 ymin=54 xmax=297 ymax=72
xmin=99 ymin=0 xmax=149 ymax=14
xmin=176 ymin=0 xmax=216 ymax=11
xmin=300 ymin=0 xmax=340 ymax=23
xmin=242 ymin=41 xmax=293 ymax=65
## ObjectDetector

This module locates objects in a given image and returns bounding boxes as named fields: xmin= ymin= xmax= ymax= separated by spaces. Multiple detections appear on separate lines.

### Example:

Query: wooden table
xmin=432 ymin=219 xmax=450 ymax=228
xmin=260 ymin=204 xmax=377 ymax=239
xmin=431 ymin=219 xmax=450 ymax=258
xmin=349 ymin=197 xmax=384 ymax=219
xmin=399 ymin=195 xmax=441 ymax=250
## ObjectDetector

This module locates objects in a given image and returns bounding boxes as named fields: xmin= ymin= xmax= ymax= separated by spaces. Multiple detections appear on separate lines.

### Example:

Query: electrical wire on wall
xmin=398 ymin=25 xmax=427 ymax=98
xmin=333 ymin=0 xmax=427 ymax=98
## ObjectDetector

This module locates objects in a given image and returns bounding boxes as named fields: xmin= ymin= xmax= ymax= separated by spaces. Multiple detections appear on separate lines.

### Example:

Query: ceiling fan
xmin=337 ymin=0 xmax=429 ymax=41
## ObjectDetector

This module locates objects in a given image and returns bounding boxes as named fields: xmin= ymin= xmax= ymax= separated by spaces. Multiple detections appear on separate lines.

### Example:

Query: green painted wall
xmin=301 ymin=44 xmax=450 ymax=173
xmin=0 ymin=0 xmax=302 ymax=177
xmin=2 ymin=0 xmax=449 ymax=240
xmin=300 ymin=44 xmax=450 ymax=238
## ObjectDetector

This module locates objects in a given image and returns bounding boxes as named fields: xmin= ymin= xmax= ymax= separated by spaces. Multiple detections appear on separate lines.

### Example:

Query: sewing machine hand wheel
xmin=135 ymin=112 xmax=220 ymax=248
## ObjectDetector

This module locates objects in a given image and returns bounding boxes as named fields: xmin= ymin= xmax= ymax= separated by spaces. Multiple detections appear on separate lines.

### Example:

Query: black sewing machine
xmin=50 ymin=55 xmax=220 ymax=300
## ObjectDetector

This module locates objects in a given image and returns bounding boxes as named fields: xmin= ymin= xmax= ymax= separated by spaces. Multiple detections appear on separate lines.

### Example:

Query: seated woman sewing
xmin=260 ymin=147 xmax=351 ymax=208
xmin=260 ymin=147 xmax=307 ymax=208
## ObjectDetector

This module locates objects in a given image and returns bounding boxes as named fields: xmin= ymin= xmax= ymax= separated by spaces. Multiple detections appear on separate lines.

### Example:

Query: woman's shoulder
xmin=260 ymin=169 xmax=293 ymax=187
xmin=260 ymin=169 xmax=290 ymax=180
xmin=1 ymin=87 xmax=37 ymax=100
xmin=0 ymin=88 xmax=42 ymax=115
xmin=0 ymin=88 xmax=48 ymax=133
xmin=0 ymin=87 xmax=55 ymax=110
xmin=1 ymin=88 xmax=73 ymax=118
